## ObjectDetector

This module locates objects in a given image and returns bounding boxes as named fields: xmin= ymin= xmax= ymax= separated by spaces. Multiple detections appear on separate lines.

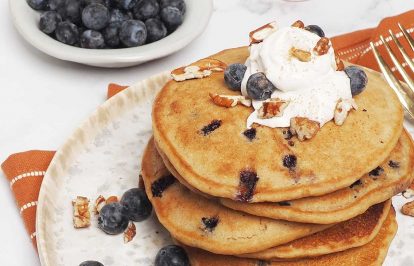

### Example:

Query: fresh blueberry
xmin=160 ymin=6 xmax=183 ymax=31
xmin=304 ymin=25 xmax=325 ymax=37
xmin=155 ymin=245 xmax=190 ymax=266
xmin=344 ymin=66 xmax=368 ymax=96
xmin=63 ymin=0 xmax=83 ymax=25
xmin=103 ymin=0 xmax=118 ymax=8
xmin=80 ymin=30 xmax=105 ymax=48
xmin=116 ymin=0 xmax=137 ymax=10
xmin=246 ymin=72 xmax=275 ymax=100
xmin=55 ymin=21 xmax=79 ymax=45
xmin=109 ymin=8 xmax=130 ymax=23
xmin=133 ymin=0 xmax=159 ymax=21
xmin=145 ymin=18 xmax=167 ymax=43
xmin=79 ymin=261 xmax=104 ymax=266
xmin=119 ymin=20 xmax=147 ymax=47
xmin=159 ymin=0 xmax=185 ymax=15
xmin=27 ymin=0 xmax=48 ymax=10
xmin=224 ymin=63 xmax=247 ymax=91
xmin=82 ymin=3 xmax=110 ymax=30
xmin=120 ymin=188 xmax=152 ymax=222
xmin=98 ymin=202 xmax=129 ymax=235
xmin=39 ymin=11 xmax=62 ymax=34
xmin=49 ymin=0 xmax=66 ymax=11
xmin=103 ymin=22 xmax=121 ymax=47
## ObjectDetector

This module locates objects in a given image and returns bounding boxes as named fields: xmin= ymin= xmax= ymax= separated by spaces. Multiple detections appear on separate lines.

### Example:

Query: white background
xmin=0 ymin=0 xmax=412 ymax=265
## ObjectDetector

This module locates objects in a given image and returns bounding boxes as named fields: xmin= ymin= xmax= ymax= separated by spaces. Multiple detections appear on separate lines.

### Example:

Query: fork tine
xmin=389 ymin=30 xmax=414 ymax=74
xmin=370 ymin=42 xmax=414 ymax=117
xmin=398 ymin=23 xmax=414 ymax=51
xmin=379 ymin=35 xmax=414 ymax=90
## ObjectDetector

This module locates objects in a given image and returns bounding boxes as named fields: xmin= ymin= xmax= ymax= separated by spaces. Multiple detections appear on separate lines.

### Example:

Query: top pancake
xmin=153 ymin=47 xmax=404 ymax=202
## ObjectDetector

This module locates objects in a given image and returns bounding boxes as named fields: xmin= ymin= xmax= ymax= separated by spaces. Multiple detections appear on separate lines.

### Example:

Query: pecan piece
xmin=106 ymin=195 xmax=118 ymax=204
xmin=124 ymin=221 xmax=136 ymax=243
xmin=249 ymin=21 xmax=278 ymax=44
xmin=209 ymin=93 xmax=252 ymax=108
xmin=402 ymin=200 xmax=414 ymax=217
xmin=171 ymin=59 xmax=227 ymax=81
xmin=290 ymin=48 xmax=311 ymax=62
xmin=334 ymin=98 xmax=358 ymax=126
xmin=290 ymin=117 xmax=320 ymax=141
xmin=258 ymin=99 xmax=288 ymax=119
xmin=313 ymin=37 xmax=331 ymax=55
xmin=335 ymin=54 xmax=344 ymax=71
xmin=72 ymin=196 xmax=91 ymax=229
xmin=291 ymin=20 xmax=304 ymax=28
xmin=94 ymin=195 xmax=106 ymax=214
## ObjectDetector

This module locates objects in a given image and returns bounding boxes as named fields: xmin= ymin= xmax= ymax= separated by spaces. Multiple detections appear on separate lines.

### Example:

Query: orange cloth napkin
xmin=2 ymin=12 xmax=414 ymax=250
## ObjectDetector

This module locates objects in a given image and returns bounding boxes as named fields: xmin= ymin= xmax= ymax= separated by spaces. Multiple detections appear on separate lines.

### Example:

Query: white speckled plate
xmin=35 ymin=70 xmax=414 ymax=266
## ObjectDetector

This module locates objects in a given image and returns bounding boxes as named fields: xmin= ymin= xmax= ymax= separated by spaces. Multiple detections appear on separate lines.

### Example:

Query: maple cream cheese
xmin=241 ymin=26 xmax=353 ymax=128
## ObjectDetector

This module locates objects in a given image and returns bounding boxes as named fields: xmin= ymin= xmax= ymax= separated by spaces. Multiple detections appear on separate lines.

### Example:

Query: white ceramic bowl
xmin=9 ymin=0 xmax=213 ymax=68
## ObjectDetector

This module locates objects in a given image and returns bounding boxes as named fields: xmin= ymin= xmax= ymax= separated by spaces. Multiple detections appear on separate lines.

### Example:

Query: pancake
xmin=220 ymin=129 xmax=414 ymax=224
xmin=141 ymin=138 xmax=330 ymax=255
xmin=241 ymin=200 xmax=390 ymax=260
xmin=179 ymin=207 xmax=397 ymax=266
xmin=152 ymin=47 xmax=404 ymax=202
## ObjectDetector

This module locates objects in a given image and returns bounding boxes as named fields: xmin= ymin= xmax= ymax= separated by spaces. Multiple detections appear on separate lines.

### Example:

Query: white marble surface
xmin=0 ymin=0 xmax=412 ymax=265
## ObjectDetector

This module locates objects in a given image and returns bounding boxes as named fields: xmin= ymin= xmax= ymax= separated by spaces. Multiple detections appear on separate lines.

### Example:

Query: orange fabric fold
xmin=2 ymin=10 xmax=414 ymax=251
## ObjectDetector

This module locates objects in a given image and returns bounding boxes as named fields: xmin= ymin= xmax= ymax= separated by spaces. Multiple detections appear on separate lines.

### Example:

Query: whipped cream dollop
xmin=241 ymin=25 xmax=352 ymax=128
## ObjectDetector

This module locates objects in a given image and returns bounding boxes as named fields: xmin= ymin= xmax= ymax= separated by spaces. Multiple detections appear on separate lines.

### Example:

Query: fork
xmin=370 ymin=23 xmax=414 ymax=117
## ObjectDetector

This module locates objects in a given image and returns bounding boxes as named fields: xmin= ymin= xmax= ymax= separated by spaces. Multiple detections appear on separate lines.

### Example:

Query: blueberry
xmin=103 ymin=22 xmax=121 ymax=47
xmin=64 ymin=0 xmax=82 ymax=25
xmin=82 ymin=3 xmax=110 ymax=30
xmin=133 ymin=0 xmax=159 ymax=20
xmin=344 ymin=66 xmax=368 ymax=96
xmin=304 ymin=25 xmax=325 ymax=37
xmin=224 ymin=63 xmax=247 ymax=91
xmin=97 ymin=202 xmax=129 ymax=235
xmin=160 ymin=0 xmax=185 ymax=15
xmin=39 ymin=11 xmax=62 ymax=34
xmin=109 ymin=9 xmax=130 ymax=24
xmin=27 ymin=0 xmax=48 ymax=10
xmin=155 ymin=245 xmax=190 ymax=266
xmin=49 ymin=0 xmax=66 ymax=11
xmin=80 ymin=30 xmax=105 ymax=48
xmin=120 ymin=188 xmax=152 ymax=222
xmin=246 ymin=72 xmax=275 ymax=100
xmin=117 ymin=0 xmax=137 ymax=10
xmin=283 ymin=154 xmax=297 ymax=170
xmin=119 ymin=20 xmax=147 ymax=47
xmin=160 ymin=6 xmax=183 ymax=31
xmin=145 ymin=18 xmax=167 ymax=43
xmin=103 ymin=0 xmax=117 ymax=8
xmin=55 ymin=21 xmax=79 ymax=45
xmin=79 ymin=261 xmax=104 ymax=266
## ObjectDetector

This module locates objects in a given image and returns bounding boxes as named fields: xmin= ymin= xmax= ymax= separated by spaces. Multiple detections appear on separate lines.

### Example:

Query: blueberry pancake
xmin=152 ymin=46 xmax=404 ymax=202
xmin=141 ymin=138 xmax=330 ymax=255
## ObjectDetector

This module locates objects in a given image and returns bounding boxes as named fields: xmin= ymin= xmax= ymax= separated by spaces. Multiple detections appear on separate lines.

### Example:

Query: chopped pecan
xmin=402 ymin=200 xmax=414 ymax=217
xmin=94 ymin=195 xmax=106 ymax=214
xmin=72 ymin=196 xmax=91 ymax=229
xmin=290 ymin=117 xmax=320 ymax=141
xmin=334 ymin=99 xmax=358 ymax=126
xmin=335 ymin=54 xmax=344 ymax=71
xmin=106 ymin=196 xmax=118 ymax=204
xmin=313 ymin=37 xmax=331 ymax=55
xmin=209 ymin=93 xmax=251 ymax=108
xmin=258 ymin=99 xmax=289 ymax=119
xmin=403 ymin=189 xmax=414 ymax=199
xmin=290 ymin=48 xmax=311 ymax=62
xmin=171 ymin=59 xmax=227 ymax=82
xmin=249 ymin=21 xmax=278 ymax=44
xmin=124 ymin=221 xmax=136 ymax=243
xmin=291 ymin=20 xmax=304 ymax=28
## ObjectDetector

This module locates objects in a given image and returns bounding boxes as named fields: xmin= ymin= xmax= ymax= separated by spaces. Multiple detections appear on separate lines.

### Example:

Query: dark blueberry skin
xmin=27 ymin=0 xmax=48 ymax=10
xmin=155 ymin=245 xmax=190 ymax=266
xmin=304 ymin=25 xmax=325 ymax=37
xmin=80 ymin=30 xmax=105 ymax=48
xmin=63 ymin=0 xmax=83 ymax=25
xmin=49 ymin=0 xmax=66 ymax=11
xmin=79 ymin=261 xmax=104 ymax=266
xmin=224 ymin=63 xmax=247 ymax=91
xmin=120 ymin=188 xmax=153 ymax=222
xmin=160 ymin=6 xmax=183 ymax=31
xmin=344 ymin=66 xmax=368 ymax=96
xmin=97 ymin=202 xmax=129 ymax=235
xmin=39 ymin=11 xmax=62 ymax=34
xmin=237 ymin=170 xmax=259 ymax=202
xmin=103 ymin=22 xmax=121 ymax=47
xmin=103 ymin=0 xmax=118 ymax=8
xmin=145 ymin=18 xmax=167 ymax=43
xmin=283 ymin=155 xmax=297 ymax=169
xmin=109 ymin=8 xmax=130 ymax=23
xmin=201 ymin=120 xmax=222 ymax=136
xmin=55 ymin=21 xmax=80 ymax=45
xmin=246 ymin=72 xmax=276 ymax=100
xmin=133 ymin=0 xmax=159 ymax=21
xmin=117 ymin=0 xmax=137 ymax=10
xmin=160 ymin=0 xmax=185 ymax=15
xmin=82 ymin=3 xmax=110 ymax=30
xmin=119 ymin=20 xmax=147 ymax=47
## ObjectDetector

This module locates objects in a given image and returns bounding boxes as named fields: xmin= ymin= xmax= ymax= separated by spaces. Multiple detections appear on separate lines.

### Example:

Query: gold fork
xmin=370 ymin=23 xmax=414 ymax=117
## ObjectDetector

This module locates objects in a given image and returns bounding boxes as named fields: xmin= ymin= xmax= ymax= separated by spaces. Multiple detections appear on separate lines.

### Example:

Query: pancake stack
xmin=142 ymin=47 xmax=414 ymax=265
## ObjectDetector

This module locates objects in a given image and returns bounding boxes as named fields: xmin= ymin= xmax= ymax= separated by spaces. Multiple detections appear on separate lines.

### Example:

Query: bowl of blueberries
xmin=10 ymin=0 xmax=213 ymax=67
